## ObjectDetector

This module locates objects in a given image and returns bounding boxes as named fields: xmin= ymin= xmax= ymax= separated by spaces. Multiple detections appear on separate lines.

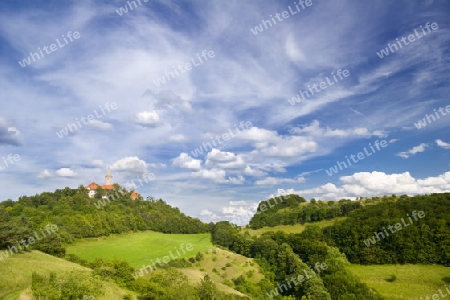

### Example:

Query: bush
xmin=385 ymin=275 xmax=397 ymax=282
xmin=442 ymin=276 xmax=450 ymax=283
xmin=31 ymin=270 xmax=103 ymax=300
xmin=225 ymin=263 xmax=232 ymax=267
xmin=195 ymin=251 xmax=204 ymax=261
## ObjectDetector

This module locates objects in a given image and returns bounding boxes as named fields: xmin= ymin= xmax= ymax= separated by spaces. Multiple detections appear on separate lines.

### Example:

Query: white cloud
xmin=56 ymin=168 xmax=76 ymax=177
xmin=278 ymin=171 xmax=450 ymax=200
xmin=244 ymin=165 xmax=267 ymax=177
xmin=191 ymin=168 xmax=245 ymax=184
xmin=199 ymin=201 xmax=259 ymax=226
xmin=192 ymin=168 xmax=225 ymax=182
xmin=7 ymin=127 xmax=20 ymax=136
xmin=172 ymin=153 xmax=201 ymax=170
xmin=436 ymin=139 xmax=450 ymax=150
xmin=397 ymin=143 xmax=429 ymax=158
xmin=111 ymin=156 xmax=148 ymax=175
xmin=205 ymin=149 xmax=246 ymax=169
xmin=88 ymin=120 xmax=113 ymax=130
xmin=255 ymin=176 xmax=305 ymax=185
xmin=134 ymin=110 xmax=160 ymax=126
xmin=37 ymin=169 xmax=52 ymax=179
xmin=169 ymin=134 xmax=186 ymax=141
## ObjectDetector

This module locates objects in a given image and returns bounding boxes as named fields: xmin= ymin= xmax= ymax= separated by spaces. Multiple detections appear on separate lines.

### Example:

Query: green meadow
xmin=66 ymin=231 xmax=213 ymax=268
xmin=348 ymin=264 xmax=450 ymax=300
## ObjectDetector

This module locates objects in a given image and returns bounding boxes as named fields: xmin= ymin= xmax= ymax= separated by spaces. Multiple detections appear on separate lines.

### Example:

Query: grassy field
xmin=66 ymin=231 xmax=213 ymax=268
xmin=348 ymin=264 xmax=450 ymax=300
xmin=241 ymin=217 xmax=346 ymax=236
xmin=0 ymin=251 xmax=134 ymax=300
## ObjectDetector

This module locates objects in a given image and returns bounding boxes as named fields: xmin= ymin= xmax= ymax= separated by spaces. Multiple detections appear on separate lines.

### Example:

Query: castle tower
xmin=105 ymin=167 xmax=113 ymax=185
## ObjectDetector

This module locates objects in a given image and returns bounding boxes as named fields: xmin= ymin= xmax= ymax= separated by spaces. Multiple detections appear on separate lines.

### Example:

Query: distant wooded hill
xmin=0 ymin=186 xmax=211 ymax=256
xmin=248 ymin=193 xmax=450 ymax=266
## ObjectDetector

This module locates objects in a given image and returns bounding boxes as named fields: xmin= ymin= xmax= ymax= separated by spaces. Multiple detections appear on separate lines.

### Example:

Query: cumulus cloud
xmin=192 ymin=168 xmax=245 ymax=184
xmin=37 ymin=169 xmax=52 ymax=179
xmin=244 ymin=165 xmax=267 ymax=177
xmin=199 ymin=201 xmax=259 ymax=226
xmin=397 ymin=143 xmax=429 ymax=158
xmin=172 ymin=153 xmax=201 ymax=170
xmin=436 ymin=139 xmax=450 ymax=150
xmin=277 ymin=171 xmax=450 ymax=200
xmin=111 ymin=156 xmax=148 ymax=175
xmin=134 ymin=110 xmax=160 ymax=126
xmin=56 ymin=168 xmax=76 ymax=177
xmin=205 ymin=149 xmax=246 ymax=169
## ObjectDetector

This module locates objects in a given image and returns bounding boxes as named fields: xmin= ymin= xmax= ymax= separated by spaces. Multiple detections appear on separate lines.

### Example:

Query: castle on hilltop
xmin=85 ymin=168 xmax=140 ymax=200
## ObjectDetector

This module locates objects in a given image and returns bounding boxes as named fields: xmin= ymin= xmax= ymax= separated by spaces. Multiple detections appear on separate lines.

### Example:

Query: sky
xmin=0 ymin=0 xmax=449 ymax=225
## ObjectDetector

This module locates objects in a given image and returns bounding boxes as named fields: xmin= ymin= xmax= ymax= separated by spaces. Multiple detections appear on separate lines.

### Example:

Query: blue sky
xmin=0 ymin=0 xmax=449 ymax=225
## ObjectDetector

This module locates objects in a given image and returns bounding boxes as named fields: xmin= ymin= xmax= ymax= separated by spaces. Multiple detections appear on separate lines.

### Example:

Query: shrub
xmin=225 ymin=262 xmax=232 ymax=267
xmin=442 ymin=276 xmax=450 ymax=283
xmin=195 ymin=251 xmax=204 ymax=261
xmin=385 ymin=275 xmax=397 ymax=282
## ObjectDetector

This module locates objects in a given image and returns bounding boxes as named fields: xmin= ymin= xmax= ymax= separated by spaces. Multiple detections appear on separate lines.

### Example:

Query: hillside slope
xmin=0 ymin=251 xmax=135 ymax=300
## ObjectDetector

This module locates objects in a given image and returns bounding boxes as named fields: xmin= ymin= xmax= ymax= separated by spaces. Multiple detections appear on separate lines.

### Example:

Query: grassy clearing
xmin=242 ymin=217 xmax=346 ymax=236
xmin=66 ymin=231 xmax=213 ymax=268
xmin=0 ymin=251 xmax=134 ymax=300
xmin=179 ymin=247 xmax=264 ymax=298
xmin=347 ymin=264 xmax=450 ymax=300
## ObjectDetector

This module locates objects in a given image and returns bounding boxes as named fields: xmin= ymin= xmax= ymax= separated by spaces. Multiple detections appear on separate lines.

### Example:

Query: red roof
xmin=85 ymin=182 xmax=99 ymax=190
xmin=101 ymin=184 xmax=114 ymax=190
xmin=130 ymin=191 xmax=140 ymax=199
